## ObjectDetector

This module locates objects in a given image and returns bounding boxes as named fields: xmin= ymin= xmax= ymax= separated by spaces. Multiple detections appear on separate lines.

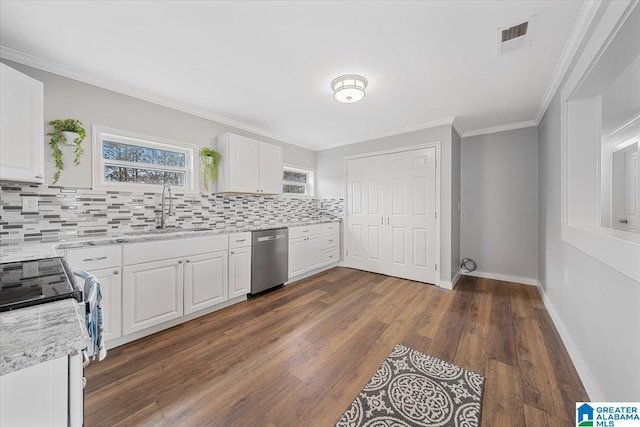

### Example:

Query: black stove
xmin=0 ymin=257 xmax=82 ymax=312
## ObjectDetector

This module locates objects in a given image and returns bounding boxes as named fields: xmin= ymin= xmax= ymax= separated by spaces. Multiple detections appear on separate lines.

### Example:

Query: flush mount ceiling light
xmin=331 ymin=74 xmax=368 ymax=104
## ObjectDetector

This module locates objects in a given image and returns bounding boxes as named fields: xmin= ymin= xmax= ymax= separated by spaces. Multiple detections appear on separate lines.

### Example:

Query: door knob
xmin=114 ymin=270 xmax=119 ymax=275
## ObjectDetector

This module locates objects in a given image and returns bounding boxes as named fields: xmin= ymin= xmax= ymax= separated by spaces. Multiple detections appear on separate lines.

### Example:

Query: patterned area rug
xmin=336 ymin=344 xmax=484 ymax=427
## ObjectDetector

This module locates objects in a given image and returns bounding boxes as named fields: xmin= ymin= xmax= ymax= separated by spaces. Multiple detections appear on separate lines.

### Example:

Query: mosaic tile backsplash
xmin=0 ymin=184 xmax=344 ymax=246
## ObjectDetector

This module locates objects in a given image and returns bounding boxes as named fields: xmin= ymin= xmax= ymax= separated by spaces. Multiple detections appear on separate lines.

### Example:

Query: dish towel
xmin=71 ymin=267 xmax=107 ymax=362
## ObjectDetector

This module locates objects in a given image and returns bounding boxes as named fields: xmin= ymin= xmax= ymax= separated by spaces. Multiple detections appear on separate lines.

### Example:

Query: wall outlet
xmin=22 ymin=196 xmax=39 ymax=213
xmin=563 ymin=268 xmax=569 ymax=285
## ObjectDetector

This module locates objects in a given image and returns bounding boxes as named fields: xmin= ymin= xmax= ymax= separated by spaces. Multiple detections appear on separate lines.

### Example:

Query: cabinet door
xmin=228 ymin=135 xmax=260 ymax=192
xmin=123 ymin=258 xmax=184 ymax=334
xmin=288 ymin=237 xmax=306 ymax=278
xmin=90 ymin=267 xmax=122 ymax=343
xmin=184 ymin=251 xmax=228 ymax=315
xmin=259 ymin=141 xmax=283 ymax=194
xmin=0 ymin=63 xmax=44 ymax=184
xmin=305 ymin=235 xmax=322 ymax=271
xmin=229 ymin=246 xmax=251 ymax=298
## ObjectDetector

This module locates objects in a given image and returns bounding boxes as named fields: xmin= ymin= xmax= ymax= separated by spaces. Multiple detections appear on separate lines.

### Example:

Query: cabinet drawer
xmin=321 ymin=248 xmax=340 ymax=265
xmin=229 ymin=232 xmax=251 ymax=249
xmin=288 ymin=224 xmax=320 ymax=239
xmin=321 ymin=222 xmax=340 ymax=235
xmin=66 ymin=245 xmax=122 ymax=270
xmin=124 ymin=235 xmax=228 ymax=265
xmin=321 ymin=234 xmax=339 ymax=248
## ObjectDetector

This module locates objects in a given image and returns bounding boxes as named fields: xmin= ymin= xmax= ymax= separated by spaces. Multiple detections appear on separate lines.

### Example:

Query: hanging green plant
xmin=200 ymin=147 xmax=222 ymax=192
xmin=47 ymin=119 xmax=86 ymax=184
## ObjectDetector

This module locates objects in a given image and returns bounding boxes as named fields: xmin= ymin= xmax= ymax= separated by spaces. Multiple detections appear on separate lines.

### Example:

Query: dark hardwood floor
xmin=85 ymin=267 xmax=588 ymax=426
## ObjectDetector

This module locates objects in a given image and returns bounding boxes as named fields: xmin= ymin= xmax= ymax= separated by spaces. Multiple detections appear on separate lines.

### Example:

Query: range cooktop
xmin=0 ymin=257 xmax=82 ymax=312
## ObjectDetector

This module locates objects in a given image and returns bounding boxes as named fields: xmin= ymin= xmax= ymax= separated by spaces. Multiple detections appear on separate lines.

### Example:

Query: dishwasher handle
xmin=257 ymin=234 xmax=285 ymax=242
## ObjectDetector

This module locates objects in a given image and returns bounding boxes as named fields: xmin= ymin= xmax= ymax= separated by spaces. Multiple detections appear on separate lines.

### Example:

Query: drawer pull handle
xmin=329 ymin=255 xmax=334 ymax=258
xmin=235 ymin=239 xmax=246 ymax=242
xmin=114 ymin=270 xmax=119 ymax=275
xmin=303 ymin=230 xmax=308 ymax=233
xmin=178 ymin=260 xmax=183 ymax=264
xmin=328 ymin=239 xmax=333 ymax=242
xmin=82 ymin=256 xmax=107 ymax=262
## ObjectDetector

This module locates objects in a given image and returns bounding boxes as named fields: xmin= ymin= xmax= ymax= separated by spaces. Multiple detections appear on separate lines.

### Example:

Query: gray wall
xmin=539 ymin=77 xmax=640 ymax=400
xmin=315 ymin=124 xmax=459 ymax=283
xmin=461 ymin=127 xmax=539 ymax=281
xmin=315 ymin=125 xmax=452 ymax=199
xmin=1 ymin=59 xmax=316 ymax=189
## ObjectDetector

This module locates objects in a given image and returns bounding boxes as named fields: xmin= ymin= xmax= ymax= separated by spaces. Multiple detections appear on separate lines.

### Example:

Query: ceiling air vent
xmin=497 ymin=16 xmax=535 ymax=55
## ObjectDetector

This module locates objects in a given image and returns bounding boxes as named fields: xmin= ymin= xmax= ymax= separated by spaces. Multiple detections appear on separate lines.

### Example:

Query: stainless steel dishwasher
xmin=251 ymin=228 xmax=288 ymax=295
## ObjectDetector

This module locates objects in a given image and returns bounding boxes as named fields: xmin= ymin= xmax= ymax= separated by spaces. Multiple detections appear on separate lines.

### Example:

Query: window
xmin=560 ymin=1 xmax=640 ymax=282
xmin=283 ymin=166 xmax=314 ymax=196
xmin=92 ymin=126 xmax=198 ymax=192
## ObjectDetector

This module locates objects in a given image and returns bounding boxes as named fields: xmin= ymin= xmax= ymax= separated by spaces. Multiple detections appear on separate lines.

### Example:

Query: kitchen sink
xmin=124 ymin=227 xmax=213 ymax=238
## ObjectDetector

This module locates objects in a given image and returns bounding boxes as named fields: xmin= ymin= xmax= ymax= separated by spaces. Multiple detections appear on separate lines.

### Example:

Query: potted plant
xmin=47 ymin=119 xmax=86 ymax=184
xmin=200 ymin=147 xmax=221 ymax=192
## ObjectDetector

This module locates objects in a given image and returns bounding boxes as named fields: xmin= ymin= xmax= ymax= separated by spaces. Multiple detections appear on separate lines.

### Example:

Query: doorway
xmin=612 ymin=141 xmax=639 ymax=233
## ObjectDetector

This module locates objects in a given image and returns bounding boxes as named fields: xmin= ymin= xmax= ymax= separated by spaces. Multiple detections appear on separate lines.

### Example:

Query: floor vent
xmin=497 ymin=16 xmax=535 ymax=55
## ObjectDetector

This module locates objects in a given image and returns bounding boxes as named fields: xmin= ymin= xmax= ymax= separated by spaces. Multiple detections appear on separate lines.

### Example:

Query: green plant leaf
xmin=47 ymin=119 xmax=86 ymax=184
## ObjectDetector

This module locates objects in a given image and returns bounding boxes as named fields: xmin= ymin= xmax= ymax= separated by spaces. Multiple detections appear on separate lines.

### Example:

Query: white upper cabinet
xmin=0 ymin=63 xmax=44 ymax=184
xmin=258 ymin=142 xmax=283 ymax=194
xmin=217 ymin=133 xmax=283 ymax=194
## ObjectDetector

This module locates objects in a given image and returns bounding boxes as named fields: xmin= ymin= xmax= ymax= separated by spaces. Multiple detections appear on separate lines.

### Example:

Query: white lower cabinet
xmin=288 ymin=222 xmax=340 ymax=280
xmin=66 ymin=245 xmax=123 ymax=345
xmin=0 ymin=356 xmax=68 ymax=426
xmin=288 ymin=237 xmax=307 ymax=277
xmin=229 ymin=246 xmax=251 ymax=298
xmin=228 ymin=232 xmax=252 ymax=297
xmin=123 ymin=258 xmax=184 ymax=334
xmin=184 ymin=251 xmax=228 ymax=315
xmin=89 ymin=267 xmax=122 ymax=342
xmin=306 ymin=235 xmax=322 ymax=270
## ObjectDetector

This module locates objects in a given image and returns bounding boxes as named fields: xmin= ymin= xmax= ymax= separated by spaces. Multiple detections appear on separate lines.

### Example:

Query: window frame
xmin=560 ymin=0 xmax=640 ymax=282
xmin=282 ymin=164 xmax=315 ymax=198
xmin=92 ymin=125 xmax=199 ymax=193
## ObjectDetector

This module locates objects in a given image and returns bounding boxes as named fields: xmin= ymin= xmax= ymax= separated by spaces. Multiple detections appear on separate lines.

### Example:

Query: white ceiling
xmin=0 ymin=1 xmax=585 ymax=150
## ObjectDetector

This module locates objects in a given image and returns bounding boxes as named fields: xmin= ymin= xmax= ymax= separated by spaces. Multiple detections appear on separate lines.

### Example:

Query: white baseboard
xmin=463 ymin=270 xmax=539 ymax=286
xmin=439 ymin=270 xmax=462 ymax=290
xmin=285 ymin=262 xmax=339 ymax=285
xmin=536 ymin=283 xmax=603 ymax=401
xmin=106 ymin=295 xmax=247 ymax=349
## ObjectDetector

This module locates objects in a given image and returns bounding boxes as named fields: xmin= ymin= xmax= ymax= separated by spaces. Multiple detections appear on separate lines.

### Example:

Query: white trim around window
xmin=92 ymin=125 xmax=199 ymax=193
xmin=282 ymin=164 xmax=315 ymax=197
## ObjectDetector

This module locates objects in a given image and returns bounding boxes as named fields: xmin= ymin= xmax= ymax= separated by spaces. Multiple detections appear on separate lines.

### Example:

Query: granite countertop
xmin=0 ymin=217 xmax=341 ymax=262
xmin=0 ymin=298 xmax=90 ymax=376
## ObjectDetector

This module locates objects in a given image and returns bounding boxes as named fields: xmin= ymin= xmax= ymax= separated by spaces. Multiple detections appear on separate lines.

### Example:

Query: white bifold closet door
xmin=346 ymin=147 xmax=437 ymax=284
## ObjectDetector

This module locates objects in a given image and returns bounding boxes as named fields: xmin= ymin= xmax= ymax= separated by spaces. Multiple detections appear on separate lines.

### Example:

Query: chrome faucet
xmin=159 ymin=184 xmax=173 ymax=229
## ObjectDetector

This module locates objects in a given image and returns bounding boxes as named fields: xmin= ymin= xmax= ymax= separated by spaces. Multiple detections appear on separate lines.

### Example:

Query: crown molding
xmin=535 ymin=0 xmax=603 ymax=124
xmin=316 ymin=116 xmax=458 ymax=151
xmin=0 ymin=46 xmax=320 ymax=151
xmin=462 ymin=120 xmax=538 ymax=138
xmin=451 ymin=118 xmax=464 ymax=138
